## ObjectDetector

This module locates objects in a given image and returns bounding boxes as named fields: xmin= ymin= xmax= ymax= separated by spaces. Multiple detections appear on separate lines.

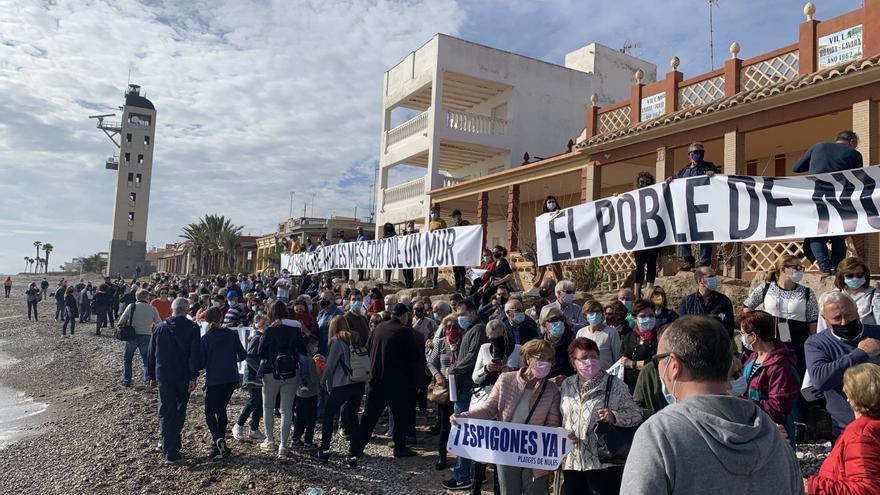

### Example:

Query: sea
xmin=0 ymin=348 xmax=47 ymax=448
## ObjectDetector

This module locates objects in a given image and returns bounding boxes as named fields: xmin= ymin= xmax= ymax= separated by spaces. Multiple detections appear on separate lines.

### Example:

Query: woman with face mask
xmin=533 ymin=196 xmax=565 ymax=287
xmin=742 ymin=254 xmax=818 ymax=377
xmin=559 ymin=338 xmax=642 ymax=495
xmin=539 ymin=306 xmax=575 ymax=380
xmin=576 ymin=300 xmax=622 ymax=371
xmin=620 ymin=299 xmax=660 ymax=393
xmin=452 ymin=339 xmax=562 ymax=495
xmin=401 ymin=222 xmax=416 ymax=289
xmin=480 ymin=245 xmax=513 ymax=306
xmin=646 ymin=286 xmax=678 ymax=329
xmin=382 ymin=223 xmax=397 ymax=285
xmin=427 ymin=316 xmax=464 ymax=471
xmin=738 ymin=310 xmax=800 ymax=446
xmin=817 ymin=256 xmax=880 ymax=330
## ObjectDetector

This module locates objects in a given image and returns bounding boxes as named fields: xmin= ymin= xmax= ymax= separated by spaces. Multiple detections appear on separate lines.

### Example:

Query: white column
xmin=425 ymin=67 xmax=444 ymax=195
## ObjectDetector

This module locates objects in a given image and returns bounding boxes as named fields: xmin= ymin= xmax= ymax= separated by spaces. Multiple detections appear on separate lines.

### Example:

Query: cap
xmin=688 ymin=142 xmax=705 ymax=152
xmin=452 ymin=209 xmax=462 ymax=216
xmin=391 ymin=303 xmax=409 ymax=317
xmin=227 ymin=290 xmax=240 ymax=299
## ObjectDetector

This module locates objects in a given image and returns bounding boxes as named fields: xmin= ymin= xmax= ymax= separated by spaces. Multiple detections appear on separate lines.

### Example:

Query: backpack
xmin=342 ymin=344 xmax=372 ymax=383
xmin=274 ymin=351 xmax=299 ymax=380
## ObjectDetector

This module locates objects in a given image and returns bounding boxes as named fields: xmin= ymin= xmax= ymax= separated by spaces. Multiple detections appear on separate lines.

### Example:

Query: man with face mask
xmin=666 ymin=142 xmax=717 ymax=271
xmin=545 ymin=279 xmax=587 ymax=329
xmin=316 ymin=290 xmax=342 ymax=356
xmin=427 ymin=207 xmax=448 ymax=290
xmin=274 ymin=270 xmax=292 ymax=304
xmin=678 ymin=267 xmax=734 ymax=338
xmin=343 ymin=290 xmax=370 ymax=346
xmin=222 ymin=291 xmax=245 ymax=327
xmin=478 ymin=284 xmax=508 ymax=324
xmin=449 ymin=209 xmax=470 ymax=294
xmin=806 ymin=291 xmax=880 ymax=441
xmin=501 ymin=298 xmax=539 ymax=346
xmin=621 ymin=316 xmax=803 ymax=495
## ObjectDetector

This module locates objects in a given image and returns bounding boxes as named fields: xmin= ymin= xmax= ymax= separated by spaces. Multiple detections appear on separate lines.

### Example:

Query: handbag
xmin=115 ymin=303 xmax=137 ymax=342
xmin=593 ymin=374 xmax=636 ymax=465
xmin=428 ymin=381 xmax=452 ymax=405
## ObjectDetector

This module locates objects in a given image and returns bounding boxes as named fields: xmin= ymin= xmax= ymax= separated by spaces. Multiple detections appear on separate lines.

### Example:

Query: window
xmin=127 ymin=172 xmax=134 ymax=186
xmin=137 ymin=154 xmax=143 ymax=166
xmin=129 ymin=192 xmax=136 ymax=207
xmin=135 ymin=174 xmax=142 ymax=188
xmin=126 ymin=133 xmax=132 ymax=144
xmin=128 ymin=212 xmax=135 ymax=226
xmin=124 ymin=152 xmax=130 ymax=165
xmin=144 ymin=136 xmax=150 ymax=146
xmin=126 ymin=231 xmax=133 ymax=246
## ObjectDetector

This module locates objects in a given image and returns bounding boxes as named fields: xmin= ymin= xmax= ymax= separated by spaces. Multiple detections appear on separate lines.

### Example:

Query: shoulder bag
xmin=115 ymin=303 xmax=137 ymax=342
xmin=593 ymin=374 xmax=636 ymax=465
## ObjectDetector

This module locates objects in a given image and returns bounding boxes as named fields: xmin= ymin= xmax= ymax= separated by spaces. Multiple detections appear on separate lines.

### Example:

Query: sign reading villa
xmin=818 ymin=25 xmax=863 ymax=68
xmin=640 ymin=93 xmax=665 ymax=122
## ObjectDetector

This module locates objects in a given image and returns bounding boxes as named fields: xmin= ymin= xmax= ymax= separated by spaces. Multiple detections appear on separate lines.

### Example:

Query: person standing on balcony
xmin=450 ymin=209 xmax=470 ymax=294
xmin=356 ymin=226 xmax=369 ymax=282
xmin=428 ymin=206 xmax=448 ymax=289
xmin=533 ymin=196 xmax=565 ymax=287
xmin=793 ymin=131 xmax=863 ymax=276
xmin=666 ymin=142 xmax=717 ymax=271
xmin=402 ymin=221 xmax=416 ymax=289
xmin=630 ymin=173 xmax=660 ymax=299
xmin=382 ymin=223 xmax=397 ymax=285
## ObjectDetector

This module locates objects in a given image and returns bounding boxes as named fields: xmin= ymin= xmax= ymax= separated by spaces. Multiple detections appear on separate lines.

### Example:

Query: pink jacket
xmin=459 ymin=369 xmax=562 ymax=477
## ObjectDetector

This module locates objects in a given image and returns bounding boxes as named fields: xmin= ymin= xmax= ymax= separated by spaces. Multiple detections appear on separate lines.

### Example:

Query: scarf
xmin=633 ymin=325 xmax=656 ymax=342
xmin=578 ymin=371 xmax=606 ymax=398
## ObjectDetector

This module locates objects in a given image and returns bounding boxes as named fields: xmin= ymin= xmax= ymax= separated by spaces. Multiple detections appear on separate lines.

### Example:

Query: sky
xmin=0 ymin=0 xmax=863 ymax=275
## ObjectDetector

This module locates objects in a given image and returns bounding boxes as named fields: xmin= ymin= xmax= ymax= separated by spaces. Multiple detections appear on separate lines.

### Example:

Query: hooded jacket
xmin=806 ymin=415 xmax=880 ymax=495
xmin=743 ymin=342 xmax=800 ymax=424
xmin=620 ymin=394 xmax=803 ymax=495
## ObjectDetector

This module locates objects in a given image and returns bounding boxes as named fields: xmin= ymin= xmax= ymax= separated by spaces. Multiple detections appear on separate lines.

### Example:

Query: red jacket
xmin=294 ymin=311 xmax=317 ymax=336
xmin=807 ymin=415 xmax=880 ymax=495
xmin=744 ymin=341 xmax=800 ymax=424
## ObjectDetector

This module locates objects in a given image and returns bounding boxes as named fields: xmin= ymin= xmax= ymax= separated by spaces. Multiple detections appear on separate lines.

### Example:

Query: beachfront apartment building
xmin=376 ymin=34 xmax=656 ymax=247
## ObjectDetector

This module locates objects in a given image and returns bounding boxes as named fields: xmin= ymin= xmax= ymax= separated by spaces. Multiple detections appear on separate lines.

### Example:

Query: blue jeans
xmin=158 ymin=380 xmax=191 ymax=461
xmin=453 ymin=388 xmax=473 ymax=482
xmin=123 ymin=335 xmax=151 ymax=385
xmin=236 ymin=386 xmax=263 ymax=431
xmin=62 ymin=311 xmax=76 ymax=335
xmin=809 ymin=236 xmax=847 ymax=274
xmin=680 ymin=243 xmax=713 ymax=267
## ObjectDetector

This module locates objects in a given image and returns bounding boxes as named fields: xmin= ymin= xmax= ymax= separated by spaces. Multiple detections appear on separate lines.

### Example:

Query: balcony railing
xmin=446 ymin=108 xmax=507 ymax=136
xmin=383 ymin=176 xmax=425 ymax=206
xmin=441 ymin=176 xmax=466 ymax=188
xmin=385 ymin=110 xmax=429 ymax=149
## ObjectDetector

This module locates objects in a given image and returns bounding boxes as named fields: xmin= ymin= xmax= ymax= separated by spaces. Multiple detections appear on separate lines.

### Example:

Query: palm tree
xmin=180 ymin=214 xmax=243 ymax=275
xmin=25 ymin=257 xmax=34 ymax=273
xmin=34 ymin=258 xmax=43 ymax=274
xmin=23 ymin=256 xmax=29 ymax=273
xmin=42 ymin=243 xmax=53 ymax=274
xmin=33 ymin=241 xmax=42 ymax=267
xmin=80 ymin=253 xmax=107 ymax=274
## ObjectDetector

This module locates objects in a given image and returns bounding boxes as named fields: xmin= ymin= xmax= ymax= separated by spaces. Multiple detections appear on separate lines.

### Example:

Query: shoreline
xmin=0 ymin=346 xmax=48 ymax=448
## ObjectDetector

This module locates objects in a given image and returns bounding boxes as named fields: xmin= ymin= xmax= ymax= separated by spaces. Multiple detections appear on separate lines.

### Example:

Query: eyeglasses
xmin=546 ymin=316 xmax=563 ymax=323
xmin=651 ymin=352 xmax=685 ymax=365
xmin=845 ymin=272 xmax=866 ymax=279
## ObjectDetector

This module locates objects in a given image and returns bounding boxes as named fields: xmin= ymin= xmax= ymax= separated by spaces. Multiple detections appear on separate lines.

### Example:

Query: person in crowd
xmin=4 ymin=276 xmax=11 ymax=298
xmin=743 ymin=254 xmax=818 ymax=375
xmin=146 ymin=297 xmax=201 ymax=465
xmin=412 ymin=299 xmax=438 ymax=341
xmin=806 ymin=291 xmax=880 ymax=441
xmin=382 ymin=223 xmax=397 ymax=285
xmin=620 ymin=299 xmax=660 ymax=393
xmin=316 ymin=289 xmax=343 ymax=356
xmin=805 ymin=363 xmax=880 ymax=494
xmin=678 ymin=266 xmax=734 ymax=338
xmin=316 ymin=315 xmax=366 ymax=467
xmin=293 ymin=297 xmax=318 ymax=336
xmin=793 ymin=131 xmax=862 ymax=275
xmin=61 ymin=285 xmax=79 ymax=337
xmin=632 ymin=326 xmax=669 ymax=419
xmin=470 ymin=248 xmax=496 ymax=304
xmin=199 ymin=307 xmax=247 ymax=460
xmin=354 ymin=303 xmax=422 ymax=459
xmin=40 ymin=277 xmax=49 ymax=301
xmin=291 ymin=334 xmax=320 ymax=450
xmin=258 ymin=301 xmax=306 ymax=457
xmin=428 ymin=315 xmax=463 ymax=472
xmin=616 ymin=288 xmax=635 ymax=325
xmin=818 ymin=256 xmax=880 ymax=329
xmin=629 ymin=172 xmax=659 ymax=298
xmin=452 ymin=339 xmax=562 ymax=495
xmin=560 ymin=337 xmax=642 ymax=495
xmin=533 ymin=196 xmax=565 ymax=288
xmin=478 ymin=284 xmax=509 ymax=323
xmin=576 ymin=300 xmax=621 ymax=370
xmin=439 ymin=299 xmax=487 ymax=490
xmin=428 ymin=206 xmax=448 ymax=289
xmin=150 ymin=288 xmax=172 ymax=321
xmin=195 ymin=294 xmax=213 ymax=321
xmin=469 ymin=318 xmax=524 ymax=493
xmin=449 ymin=209 xmax=470 ymax=293
xmin=605 ymin=301 xmax=632 ymax=338
xmin=545 ymin=279 xmax=587 ymax=329
xmin=118 ymin=289 xmax=163 ymax=385
xmin=25 ymin=282 xmax=39 ymax=321
xmin=355 ymin=226 xmax=369 ymax=282
xmin=666 ymin=142 xmax=717 ymax=270
xmin=539 ymin=305 xmax=575 ymax=381
xmin=481 ymin=245 xmax=513 ymax=306
xmin=344 ymin=290 xmax=370 ymax=345
xmin=54 ymin=281 xmax=67 ymax=322
xmin=501 ymin=298 xmax=539 ymax=346
xmin=232 ymin=314 xmax=267 ymax=443
xmin=647 ymin=286 xmax=678 ymax=329
xmin=402 ymin=222 xmax=417 ymax=288
xmin=79 ymin=282 xmax=93 ymax=323
xmin=738 ymin=310 xmax=800 ymax=444
xmin=222 ymin=291 xmax=246 ymax=327
xmin=621 ymin=316 xmax=803 ymax=494
xmin=93 ymin=283 xmax=114 ymax=335
xmin=367 ymin=287 xmax=385 ymax=317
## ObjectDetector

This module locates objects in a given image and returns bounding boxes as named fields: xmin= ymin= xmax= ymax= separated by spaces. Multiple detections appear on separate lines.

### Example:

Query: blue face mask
xmin=691 ymin=151 xmax=704 ymax=162
xmin=513 ymin=312 xmax=525 ymax=324
xmin=549 ymin=321 xmax=566 ymax=338
xmin=637 ymin=316 xmax=657 ymax=331
xmin=563 ymin=293 xmax=574 ymax=305
xmin=705 ymin=276 xmax=718 ymax=290
xmin=457 ymin=315 xmax=471 ymax=330
xmin=483 ymin=256 xmax=491 ymax=263
xmin=433 ymin=312 xmax=442 ymax=321
xmin=740 ymin=333 xmax=754 ymax=351
xmin=586 ymin=312 xmax=604 ymax=326
xmin=431 ymin=213 xmax=439 ymax=220
xmin=661 ymin=362 xmax=676 ymax=405
xmin=845 ymin=277 xmax=865 ymax=289
xmin=730 ymin=374 xmax=748 ymax=397
xmin=351 ymin=300 xmax=363 ymax=312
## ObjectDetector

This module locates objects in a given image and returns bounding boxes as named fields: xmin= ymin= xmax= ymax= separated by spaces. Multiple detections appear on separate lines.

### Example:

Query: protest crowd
xmin=12 ymin=135 xmax=880 ymax=495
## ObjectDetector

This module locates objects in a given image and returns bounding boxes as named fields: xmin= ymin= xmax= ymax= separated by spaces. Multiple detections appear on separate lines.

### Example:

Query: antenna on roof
xmin=709 ymin=0 xmax=721 ymax=70
xmin=620 ymin=40 xmax=640 ymax=55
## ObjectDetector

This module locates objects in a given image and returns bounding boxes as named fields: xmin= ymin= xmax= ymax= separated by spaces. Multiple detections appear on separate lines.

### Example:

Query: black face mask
xmin=320 ymin=299 xmax=331 ymax=309
xmin=538 ymin=289 xmax=549 ymax=299
xmin=414 ymin=308 xmax=425 ymax=318
xmin=831 ymin=319 xmax=863 ymax=341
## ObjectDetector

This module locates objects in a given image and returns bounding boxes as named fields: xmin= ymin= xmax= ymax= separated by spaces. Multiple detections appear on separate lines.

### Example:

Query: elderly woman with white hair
xmin=806 ymin=290 xmax=880 ymax=442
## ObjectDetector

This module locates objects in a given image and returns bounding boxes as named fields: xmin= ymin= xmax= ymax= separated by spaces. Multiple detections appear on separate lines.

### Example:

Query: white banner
xmin=535 ymin=165 xmax=880 ymax=266
xmin=281 ymin=225 xmax=483 ymax=275
xmin=447 ymin=418 xmax=572 ymax=470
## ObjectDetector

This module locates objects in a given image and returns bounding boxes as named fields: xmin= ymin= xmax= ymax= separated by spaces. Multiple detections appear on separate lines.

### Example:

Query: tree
xmin=180 ymin=214 xmax=243 ymax=275
xmin=25 ymin=257 xmax=34 ymax=274
xmin=33 ymin=241 xmax=42 ymax=268
xmin=23 ymin=256 xmax=29 ymax=273
xmin=34 ymin=258 xmax=43 ymax=274
xmin=80 ymin=254 xmax=107 ymax=274
xmin=42 ymin=243 xmax=53 ymax=274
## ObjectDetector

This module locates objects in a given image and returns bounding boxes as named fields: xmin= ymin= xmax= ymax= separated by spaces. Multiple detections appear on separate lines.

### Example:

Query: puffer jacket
xmin=458 ymin=369 xmax=561 ymax=478
xmin=806 ymin=415 xmax=880 ymax=495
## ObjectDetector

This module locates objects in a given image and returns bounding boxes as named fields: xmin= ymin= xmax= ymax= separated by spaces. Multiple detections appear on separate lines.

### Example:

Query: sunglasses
xmin=546 ymin=316 xmax=563 ymax=323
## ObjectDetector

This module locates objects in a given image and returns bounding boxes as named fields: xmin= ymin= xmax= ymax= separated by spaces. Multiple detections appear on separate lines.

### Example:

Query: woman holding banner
xmin=559 ymin=338 xmax=642 ymax=495
xmin=452 ymin=339 xmax=561 ymax=495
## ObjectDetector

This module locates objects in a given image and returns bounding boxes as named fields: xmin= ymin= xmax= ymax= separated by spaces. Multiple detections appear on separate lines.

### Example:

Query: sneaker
xmin=441 ymin=479 xmax=472 ymax=491
xmin=260 ymin=440 xmax=276 ymax=453
xmin=345 ymin=455 xmax=358 ymax=469
xmin=211 ymin=447 xmax=223 ymax=461
xmin=232 ymin=424 xmax=246 ymax=441
xmin=312 ymin=449 xmax=331 ymax=462
xmin=164 ymin=457 xmax=184 ymax=466
xmin=242 ymin=378 xmax=263 ymax=389
xmin=122 ymin=381 xmax=132 ymax=388
xmin=278 ymin=446 xmax=290 ymax=458
xmin=290 ymin=439 xmax=305 ymax=449
xmin=248 ymin=429 xmax=266 ymax=442
xmin=216 ymin=438 xmax=231 ymax=457
xmin=303 ymin=442 xmax=317 ymax=450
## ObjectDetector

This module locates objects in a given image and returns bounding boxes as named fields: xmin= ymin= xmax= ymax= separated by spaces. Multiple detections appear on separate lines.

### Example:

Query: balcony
xmin=386 ymin=110 xmax=429 ymax=149
xmin=446 ymin=109 xmax=507 ymax=137
xmin=383 ymin=176 xmax=425 ymax=207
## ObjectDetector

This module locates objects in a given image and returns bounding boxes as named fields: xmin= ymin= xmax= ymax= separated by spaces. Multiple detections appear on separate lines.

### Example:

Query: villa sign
xmin=640 ymin=93 xmax=665 ymax=122
xmin=818 ymin=25 xmax=863 ymax=68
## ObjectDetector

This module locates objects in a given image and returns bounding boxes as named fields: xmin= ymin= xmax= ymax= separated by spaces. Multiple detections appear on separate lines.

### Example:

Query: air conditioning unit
xmin=105 ymin=156 xmax=119 ymax=170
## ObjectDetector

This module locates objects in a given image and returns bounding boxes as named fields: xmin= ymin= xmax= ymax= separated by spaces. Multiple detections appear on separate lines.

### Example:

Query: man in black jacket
xmin=354 ymin=303 xmax=422 ymax=458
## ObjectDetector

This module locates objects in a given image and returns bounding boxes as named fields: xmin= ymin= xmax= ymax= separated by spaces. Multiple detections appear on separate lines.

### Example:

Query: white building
xmin=376 ymin=34 xmax=656 ymax=235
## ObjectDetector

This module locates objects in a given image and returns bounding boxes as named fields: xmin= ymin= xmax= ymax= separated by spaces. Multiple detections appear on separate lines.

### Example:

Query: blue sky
xmin=0 ymin=0 xmax=862 ymax=275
